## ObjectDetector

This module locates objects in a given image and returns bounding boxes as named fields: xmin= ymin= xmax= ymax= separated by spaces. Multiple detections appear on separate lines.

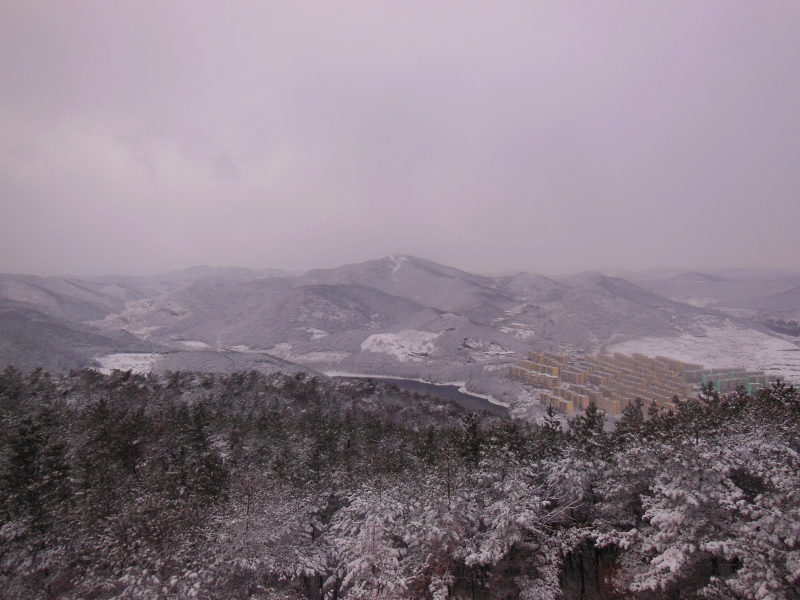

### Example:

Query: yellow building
xmin=510 ymin=349 xmax=772 ymax=416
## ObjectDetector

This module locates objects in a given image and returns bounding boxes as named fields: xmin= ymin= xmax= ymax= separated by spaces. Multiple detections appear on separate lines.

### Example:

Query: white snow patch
xmin=463 ymin=338 xmax=514 ymax=355
xmin=228 ymin=345 xmax=280 ymax=355
xmin=306 ymin=328 xmax=328 ymax=340
xmin=293 ymin=351 xmax=351 ymax=362
xmin=266 ymin=343 xmax=293 ymax=358
xmin=500 ymin=327 xmax=536 ymax=341
xmin=464 ymin=338 xmax=516 ymax=362
xmin=607 ymin=321 xmax=800 ymax=384
xmin=324 ymin=371 xmax=437 ymax=382
xmin=360 ymin=330 xmax=439 ymax=362
xmin=455 ymin=385 xmax=508 ymax=407
xmin=130 ymin=325 xmax=163 ymax=337
xmin=671 ymin=296 xmax=719 ymax=308
xmin=94 ymin=353 xmax=163 ymax=375
xmin=390 ymin=254 xmax=409 ymax=275
xmin=504 ymin=305 xmax=529 ymax=318
xmin=179 ymin=340 xmax=211 ymax=350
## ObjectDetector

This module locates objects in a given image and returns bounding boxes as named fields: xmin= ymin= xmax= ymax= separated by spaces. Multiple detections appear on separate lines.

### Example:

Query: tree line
xmin=1 ymin=365 xmax=799 ymax=599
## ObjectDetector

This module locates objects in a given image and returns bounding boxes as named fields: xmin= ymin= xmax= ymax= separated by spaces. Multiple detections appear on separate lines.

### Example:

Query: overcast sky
xmin=2 ymin=1 xmax=799 ymax=276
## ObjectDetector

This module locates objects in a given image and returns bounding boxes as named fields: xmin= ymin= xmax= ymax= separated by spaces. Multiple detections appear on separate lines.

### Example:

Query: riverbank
xmin=327 ymin=372 xmax=508 ymax=416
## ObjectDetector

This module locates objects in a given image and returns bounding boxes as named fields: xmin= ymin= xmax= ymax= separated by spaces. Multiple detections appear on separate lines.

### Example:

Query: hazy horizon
xmin=4 ymin=253 xmax=800 ymax=282
xmin=3 ymin=2 xmax=800 ymax=277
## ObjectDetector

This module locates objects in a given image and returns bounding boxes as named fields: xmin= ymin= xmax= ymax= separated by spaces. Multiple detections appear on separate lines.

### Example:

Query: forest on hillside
xmin=1 ymin=366 xmax=799 ymax=600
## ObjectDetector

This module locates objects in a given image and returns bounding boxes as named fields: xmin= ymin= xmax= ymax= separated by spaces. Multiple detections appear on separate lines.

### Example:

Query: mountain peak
xmin=386 ymin=253 xmax=415 ymax=261
xmin=387 ymin=254 xmax=411 ymax=275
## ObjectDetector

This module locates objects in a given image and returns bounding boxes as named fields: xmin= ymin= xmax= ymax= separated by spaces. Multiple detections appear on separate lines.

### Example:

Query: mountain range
xmin=2 ymin=255 xmax=799 ymax=402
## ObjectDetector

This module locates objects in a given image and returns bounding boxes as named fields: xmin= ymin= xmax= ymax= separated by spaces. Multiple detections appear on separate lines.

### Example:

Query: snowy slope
xmin=608 ymin=319 xmax=800 ymax=383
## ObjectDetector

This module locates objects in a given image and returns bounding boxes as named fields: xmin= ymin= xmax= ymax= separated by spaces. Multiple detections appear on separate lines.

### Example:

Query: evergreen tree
xmin=569 ymin=402 xmax=608 ymax=458
xmin=459 ymin=412 xmax=483 ymax=468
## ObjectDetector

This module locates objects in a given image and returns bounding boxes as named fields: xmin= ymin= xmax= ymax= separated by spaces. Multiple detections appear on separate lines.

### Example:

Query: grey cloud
xmin=213 ymin=152 xmax=240 ymax=182
xmin=1 ymin=1 xmax=799 ymax=276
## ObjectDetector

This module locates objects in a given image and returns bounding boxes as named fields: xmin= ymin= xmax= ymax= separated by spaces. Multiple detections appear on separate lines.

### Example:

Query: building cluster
xmin=680 ymin=368 xmax=771 ymax=394
xmin=509 ymin=350 xmax=775 ymax=415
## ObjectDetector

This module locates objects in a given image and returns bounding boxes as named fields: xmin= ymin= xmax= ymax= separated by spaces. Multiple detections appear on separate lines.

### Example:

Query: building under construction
xmin=509 ymin=350 xmax=774 ymax=415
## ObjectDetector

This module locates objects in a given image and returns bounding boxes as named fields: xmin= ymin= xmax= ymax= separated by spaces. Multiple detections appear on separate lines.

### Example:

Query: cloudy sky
xmin=1 ymin=1 xmax=799 ymax=276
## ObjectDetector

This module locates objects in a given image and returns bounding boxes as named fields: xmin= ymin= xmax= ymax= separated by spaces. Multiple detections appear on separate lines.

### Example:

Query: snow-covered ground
xmin=360 ymin=330 xmax=439 ymax=362
xmin=293 ymin=351 xmax=351 ymax=362
xmin=264 ymin=343 xmax=293 ymax=358
xmin=179 ymin=340 xmax=211 ymax=350
xmin=463 ymin=338 xmax=515 ymax=362
xmin=94 ymin=353 xmax=164 ymax=374
xmin=230 ymin=344 xmax=283 ymax=355
xmin=390 ymin=253 xmax=409 ymax=275
xmin=228 ymin=343 xmax=348 ymax=363
xmin=454 ymin=385 xmax=507 ymax=407
xmin=671 ymin=296 xmax=719 ymax=308
xmin=608 ymin=321 xmax=800 ymax=384
xmin=508 ymin=388 xmax=545 ymax=421
xmin=483 ymin=363 xmax=511 ymax=372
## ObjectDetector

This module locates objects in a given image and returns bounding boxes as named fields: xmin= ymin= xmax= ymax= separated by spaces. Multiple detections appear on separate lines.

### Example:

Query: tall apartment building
xmin=509 ymin=350 xmax=776 ymax=416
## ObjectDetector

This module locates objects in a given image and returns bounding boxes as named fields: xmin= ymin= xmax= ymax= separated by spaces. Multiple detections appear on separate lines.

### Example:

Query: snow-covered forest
xmin=1 ymin=367 xmax=799 ymax=599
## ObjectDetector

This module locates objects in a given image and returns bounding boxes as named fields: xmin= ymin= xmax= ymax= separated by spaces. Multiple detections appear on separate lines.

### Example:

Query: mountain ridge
xmin=1 ymin=255 xmax=797 ymax=401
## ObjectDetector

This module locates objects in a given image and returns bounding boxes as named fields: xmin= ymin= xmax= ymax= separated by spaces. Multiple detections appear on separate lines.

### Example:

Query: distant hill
xmin=636 ymin=274 xmax=800 ymax=311
xmin=0 ymin=305 xmax=159 ymax=372
xmin=757 ymin=284 xmax=800 ymax=315
xmin=65 ymin=258 xmax=725 ymax=383
xmin=301 ymin=255 xmax=516 ymax=322
xmin=1 ymin=257 xmax=797 ymax=390
xmin=669 ymin=272 xmax=729 ymax=283
xmin=0 ymin=266 xmax=294 ymax=372
xmin=95 ymin=265 xmax=296 ymax=284
xmin=599 ymin=267 xmax=691 ymax=280
xmin=492 ymin=272 xmax=569 ymax=302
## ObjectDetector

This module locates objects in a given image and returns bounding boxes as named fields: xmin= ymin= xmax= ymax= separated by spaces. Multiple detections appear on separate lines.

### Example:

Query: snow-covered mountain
xmin=2 ymin=256 xmax=798 ymax=392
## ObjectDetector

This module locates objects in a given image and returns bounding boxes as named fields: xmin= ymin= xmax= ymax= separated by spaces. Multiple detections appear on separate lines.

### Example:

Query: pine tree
xmin=459 ymin=412 xmax=483 ymax=468
xmin=569 ymin=402 xmax=608 ymax=458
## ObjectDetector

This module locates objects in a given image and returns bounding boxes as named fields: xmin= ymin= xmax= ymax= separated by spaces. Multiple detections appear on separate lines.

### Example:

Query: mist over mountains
xmin=1 ymin=255 xmax=799 ymax=400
